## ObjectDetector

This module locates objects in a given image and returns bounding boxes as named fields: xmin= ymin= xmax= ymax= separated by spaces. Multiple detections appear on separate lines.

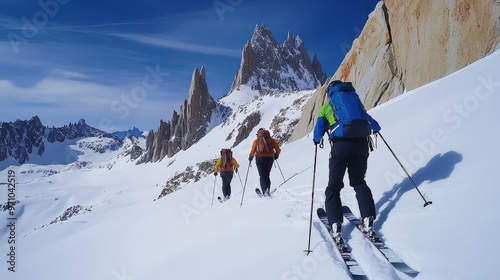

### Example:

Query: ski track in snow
xmin=266 ymin=184 xmax=411 ymax=280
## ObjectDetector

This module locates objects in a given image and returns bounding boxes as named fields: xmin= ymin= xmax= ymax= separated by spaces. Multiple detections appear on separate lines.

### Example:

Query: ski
xmin=342 ymin=206 xmax=419 ymax=276
xmin=317 ymin=208 xmax=368 ymax=280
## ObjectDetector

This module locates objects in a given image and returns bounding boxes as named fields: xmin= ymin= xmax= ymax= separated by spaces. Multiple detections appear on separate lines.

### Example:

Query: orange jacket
xmin=249 ymin=138 xmax=281 ymax=158
xmin=214 ymin=157 xmax=240 ymax=172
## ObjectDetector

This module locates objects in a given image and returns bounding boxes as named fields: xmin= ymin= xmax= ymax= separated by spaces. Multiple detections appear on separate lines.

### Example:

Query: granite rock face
xmin=290 ymin=1 xmax=500 ymax=141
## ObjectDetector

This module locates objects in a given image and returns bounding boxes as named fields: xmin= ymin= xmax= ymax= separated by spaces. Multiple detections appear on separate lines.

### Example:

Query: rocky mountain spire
xmin=139 ymin=67 xmax=216 ymax=163
xmin=311 ymin=54 xmax=327 ymax=85
xmin=230 ymin=23 xmax=327 ymax=93
xmin=187 ymin=67 xmax=213 ymax=133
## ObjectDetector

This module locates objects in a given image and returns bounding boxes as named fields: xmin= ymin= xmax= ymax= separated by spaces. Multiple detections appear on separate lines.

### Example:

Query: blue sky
xmin=0 ymin=0 xmax=378 ymax=132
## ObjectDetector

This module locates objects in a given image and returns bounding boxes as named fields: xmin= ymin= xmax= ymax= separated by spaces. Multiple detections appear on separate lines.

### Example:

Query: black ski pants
xmin=256 ymin=156 xmax=274 ymax=194
xmin=220 ymin=171 xmax=233 ymax=198
xmin=325 ymin=138 xmax=376 ymax=227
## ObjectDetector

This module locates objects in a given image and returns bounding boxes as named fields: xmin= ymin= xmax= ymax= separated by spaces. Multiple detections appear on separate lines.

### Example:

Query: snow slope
xmin=0 ymin=49 xmax=499 ymax=280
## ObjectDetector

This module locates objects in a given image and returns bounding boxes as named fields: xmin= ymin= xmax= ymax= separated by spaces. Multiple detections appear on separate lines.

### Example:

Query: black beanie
xmin=327 ymin=80 xmax=342 ymax=92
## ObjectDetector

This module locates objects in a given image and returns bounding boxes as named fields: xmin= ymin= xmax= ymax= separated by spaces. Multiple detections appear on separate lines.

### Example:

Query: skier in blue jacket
xmin=313 ymin=80 xmax=381 ymax=247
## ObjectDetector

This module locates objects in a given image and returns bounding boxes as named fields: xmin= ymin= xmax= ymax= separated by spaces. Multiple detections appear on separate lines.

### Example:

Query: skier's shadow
xmin=374 ymin=151 xmax=463 ymax=231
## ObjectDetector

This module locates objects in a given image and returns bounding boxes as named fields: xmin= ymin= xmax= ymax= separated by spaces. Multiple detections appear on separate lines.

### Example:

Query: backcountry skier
xmin=313 ymin=80 xmax=381 ymax=246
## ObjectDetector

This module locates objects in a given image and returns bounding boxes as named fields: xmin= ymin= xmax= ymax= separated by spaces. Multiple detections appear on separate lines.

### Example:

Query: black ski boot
xmin=358 ymin=216 xmax=382 ymax=243
xmin=331 ymin=222 xmax=349 ymax=252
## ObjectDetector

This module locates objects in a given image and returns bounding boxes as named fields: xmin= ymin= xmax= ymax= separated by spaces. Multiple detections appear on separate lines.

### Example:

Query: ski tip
xmin=352 ymin=275 xmax=369 ymax=280
xmin=392 ymin=263 xmax=420 ymax=276
xmin=317 ymin=208 xmax=326 ymax=215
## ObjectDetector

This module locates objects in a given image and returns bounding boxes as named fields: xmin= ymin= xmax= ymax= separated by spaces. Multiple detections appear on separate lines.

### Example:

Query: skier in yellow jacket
xmin=214 ymin=149 xmax=240 ymax=200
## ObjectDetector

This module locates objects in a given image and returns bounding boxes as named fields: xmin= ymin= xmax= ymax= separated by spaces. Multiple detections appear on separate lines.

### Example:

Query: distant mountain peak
xmin=252 ymin=23 xmax=277 ymax=44
xmin=231 ymin=24 xmax=327 ymax=93
xmin=0 ymin=117 xmax=122 ymax=165
xmin=112 ymin=127 xmax=144 ymax=140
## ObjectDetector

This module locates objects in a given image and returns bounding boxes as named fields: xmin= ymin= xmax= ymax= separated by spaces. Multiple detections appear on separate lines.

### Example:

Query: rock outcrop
xmin=0 ymin=116 xmax=45 ymax=164
xmin=291 ymin=0 xmax=500 ymax=141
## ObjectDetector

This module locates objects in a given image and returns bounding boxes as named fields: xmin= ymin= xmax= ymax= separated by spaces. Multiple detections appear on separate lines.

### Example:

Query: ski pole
xmin=275 ymin=159 xmax=286 ymax=182
xmin=304 ymin=144 xmax=318 ymax=255
xmin=271 ymin=165 xmax=312 ymax=195
xmin=237 ymin=170 xmax=244 ymax=190
xmin=239 ymin=162 xmax=251 ymax=208
xmin=211 ymin=175 xmax=217 ymax=209
xmin=377 ymin=132 xmax=433 ymax=207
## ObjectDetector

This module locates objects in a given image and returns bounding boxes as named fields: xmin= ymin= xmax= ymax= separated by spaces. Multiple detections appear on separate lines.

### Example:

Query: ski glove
xmin=313 ymin=139 xmax=320 ymax=145
xmin=274 ymin=153 xmax=279 ymax=160
xmin=214 ymin=172 xmax=217 ymax=176
xmin=248 ymin=156 xmax=253 ymax=162
xmin=234 ymin=168 xmax=238 ymax=173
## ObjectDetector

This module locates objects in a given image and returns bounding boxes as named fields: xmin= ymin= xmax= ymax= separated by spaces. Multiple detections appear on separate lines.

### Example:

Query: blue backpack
xmin=328 ymin=82 xmax=372 ymax=138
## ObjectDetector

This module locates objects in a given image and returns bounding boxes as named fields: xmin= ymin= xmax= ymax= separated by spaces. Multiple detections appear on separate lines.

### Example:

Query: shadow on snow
xmin=375 ymin=150 xmax=463 ymax=230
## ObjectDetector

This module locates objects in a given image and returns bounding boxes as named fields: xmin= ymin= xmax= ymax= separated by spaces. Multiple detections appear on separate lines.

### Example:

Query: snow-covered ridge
xmin=0 ymin=49 xmax=498 ymax=279
xmin=0 ymin=117 xmax=122 ymax=169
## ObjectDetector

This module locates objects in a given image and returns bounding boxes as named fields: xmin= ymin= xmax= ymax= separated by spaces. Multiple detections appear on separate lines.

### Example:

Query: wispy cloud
xmin=0 ymin=77 xmax=179 ymax=131
xmin=112 ymin=33 xmax=241 ymax=57
xmin=0 ymin=21 xmax=152 ymax=30
xmin=0 ymin=3 xmax=308 ymax=131
xmin=47 ymin=69 xmax=88 ymax=79
xmin=0 ymin=11 xmax=242 ymax=56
